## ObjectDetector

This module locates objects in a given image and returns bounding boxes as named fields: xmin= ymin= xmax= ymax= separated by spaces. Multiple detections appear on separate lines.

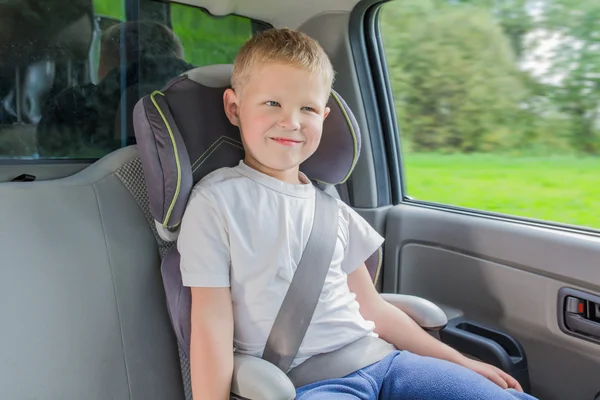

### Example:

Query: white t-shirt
xmin=177 ymin=160 xmax=385 ymax=369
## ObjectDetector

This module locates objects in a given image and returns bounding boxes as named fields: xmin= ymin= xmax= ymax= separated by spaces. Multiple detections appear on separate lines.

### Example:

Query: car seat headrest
xmin=133 ymin=64 xmax=361 ymax=241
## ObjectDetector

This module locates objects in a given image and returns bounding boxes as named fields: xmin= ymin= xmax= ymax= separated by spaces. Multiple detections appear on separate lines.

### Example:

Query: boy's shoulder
xmin=195 ymin=164 xmax=240 ymax=186
xmin=190 ymin=164 xmax=238 ymax=191
xmin=187 ymin=163 xmax=251 ymax=207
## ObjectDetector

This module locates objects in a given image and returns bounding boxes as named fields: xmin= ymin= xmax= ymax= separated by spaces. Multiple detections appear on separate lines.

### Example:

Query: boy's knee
xmin=388 ymin=350 xmax=460 ymax=374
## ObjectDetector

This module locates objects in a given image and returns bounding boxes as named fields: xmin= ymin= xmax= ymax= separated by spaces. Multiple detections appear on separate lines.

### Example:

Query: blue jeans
xmin=296 ymin=351 xmax=538 ymax=399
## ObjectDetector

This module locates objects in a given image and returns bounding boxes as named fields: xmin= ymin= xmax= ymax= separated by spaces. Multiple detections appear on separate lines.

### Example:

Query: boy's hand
xmin=460 ymin=358 xmax=524 ymax=392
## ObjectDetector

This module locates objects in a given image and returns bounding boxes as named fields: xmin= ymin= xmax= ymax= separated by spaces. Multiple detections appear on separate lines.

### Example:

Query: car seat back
xmin=113 ymin=55 xmax=195 ymax=147
xmin=131 ymin=64 xmax=383 ymax=392
xmin=0 ymin=146 xmax=186 ymax=399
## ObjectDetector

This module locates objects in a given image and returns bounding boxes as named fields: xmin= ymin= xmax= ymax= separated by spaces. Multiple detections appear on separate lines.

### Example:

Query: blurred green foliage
xmin=381 ymin=0 xmax=600 ymax=228
xmin=381 ymin=0 xmax=600 ymax=155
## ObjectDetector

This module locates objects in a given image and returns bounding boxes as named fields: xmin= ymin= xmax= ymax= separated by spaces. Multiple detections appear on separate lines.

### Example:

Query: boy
xmin=177 ymin=28 xmax=538 ymax=400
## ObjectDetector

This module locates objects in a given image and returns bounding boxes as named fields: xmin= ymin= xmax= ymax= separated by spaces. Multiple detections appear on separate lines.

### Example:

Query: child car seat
xmin=132 ymin=64 xmax=448 ymax=399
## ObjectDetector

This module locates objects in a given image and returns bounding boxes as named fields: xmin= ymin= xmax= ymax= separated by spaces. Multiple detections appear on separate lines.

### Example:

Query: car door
xmin=348 ymin=1 xmax=600 ymax=399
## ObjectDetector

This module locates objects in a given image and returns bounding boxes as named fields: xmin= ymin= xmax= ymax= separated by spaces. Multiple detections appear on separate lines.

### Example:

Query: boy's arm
xmin=347 ymin=264 xmax=523 ymax=392
xmin=177 ymin=189 xmax=234 ymax=399
xmin=190 ymin=286 xmax=234 ymax=400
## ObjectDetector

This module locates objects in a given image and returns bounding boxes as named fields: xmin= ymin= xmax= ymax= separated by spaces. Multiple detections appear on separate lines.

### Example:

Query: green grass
xmin=402 ymin=153 xmax=600 ymax=230
xmin=93 ymin=0 xmax=124 ymax=20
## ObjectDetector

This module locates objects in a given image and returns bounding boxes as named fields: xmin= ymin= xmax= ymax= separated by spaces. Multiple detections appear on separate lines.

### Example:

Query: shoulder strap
xmin=261 ymin=187 xmax=339 ymax=373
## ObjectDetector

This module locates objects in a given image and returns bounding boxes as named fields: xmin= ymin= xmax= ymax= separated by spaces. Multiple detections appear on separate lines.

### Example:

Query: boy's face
xmin=223 ymin=62 xmax=330 ymax=183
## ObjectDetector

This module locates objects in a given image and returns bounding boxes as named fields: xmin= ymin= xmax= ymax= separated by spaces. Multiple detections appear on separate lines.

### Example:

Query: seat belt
xmin=287 ymin=335 xmax=395 ymax=388
xmin=262 ymin=187 xmax=339 ymax=373
xmin=261 ymin=185 xmax=396 ymax=390
xmin=262 ymin=187 xmax=396 ymax=388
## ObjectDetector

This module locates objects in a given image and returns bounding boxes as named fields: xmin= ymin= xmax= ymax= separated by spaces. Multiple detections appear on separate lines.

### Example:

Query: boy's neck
xmin=244 ymin=156 xmax=303 ymax=185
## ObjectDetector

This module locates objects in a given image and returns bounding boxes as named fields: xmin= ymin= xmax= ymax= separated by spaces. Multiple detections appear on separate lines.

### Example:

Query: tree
xmin=381 ymin=2 xmax=527 ymax=152
xmin=538 ymin=0 xmax=600 ymax=153
xmin=454 ymin=0 xmax=536 ymax=60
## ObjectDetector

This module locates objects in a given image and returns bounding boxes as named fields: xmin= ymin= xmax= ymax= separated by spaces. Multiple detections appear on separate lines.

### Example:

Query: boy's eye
xmin=266 ymin=101 xmax=280 ymax=107
xmin=301 ymin=106 xmax=315 ymax=112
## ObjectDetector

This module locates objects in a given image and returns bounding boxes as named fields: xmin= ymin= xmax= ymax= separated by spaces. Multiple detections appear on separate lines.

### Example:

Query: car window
xmin=171 ymin=3 xmax=252 ymax=67
xmin=0 ymin=0 xmax=261 ymax=161
xmin=94 ymin=0 xmax=124 ymax=20
xmin=379 ymin=0 xmax=600 ymax=230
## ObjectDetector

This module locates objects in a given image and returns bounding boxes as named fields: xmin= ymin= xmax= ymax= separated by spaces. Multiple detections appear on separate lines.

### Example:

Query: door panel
xmin=383 ymin=204 xmax=600 ymax=400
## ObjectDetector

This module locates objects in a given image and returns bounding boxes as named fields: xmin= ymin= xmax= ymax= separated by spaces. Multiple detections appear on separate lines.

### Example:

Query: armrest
xmin=231 ymin=353 xmax=296 ymax=400
xmin=380 ymin=293 xmax=448 ymax=331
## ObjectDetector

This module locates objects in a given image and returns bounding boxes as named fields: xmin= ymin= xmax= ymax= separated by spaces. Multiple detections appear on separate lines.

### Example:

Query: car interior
xmin=1 ymin=0 xmax=600 ymax=399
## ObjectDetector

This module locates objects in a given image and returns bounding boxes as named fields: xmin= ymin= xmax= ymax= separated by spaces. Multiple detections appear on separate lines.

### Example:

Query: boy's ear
xmin=223 ymin=88 xmax=240 ymax=126
xmin=323 ymin=106 xmax=331 ymax=120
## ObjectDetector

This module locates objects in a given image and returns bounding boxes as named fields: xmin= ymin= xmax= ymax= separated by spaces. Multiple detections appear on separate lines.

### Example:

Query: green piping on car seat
xmin=373 ymin=247 xmax=383 ymax=286
xmin=150 ymin=90 xmax=182 ymax=228
xmin=332 ymin=90 xmax=360 ymax=183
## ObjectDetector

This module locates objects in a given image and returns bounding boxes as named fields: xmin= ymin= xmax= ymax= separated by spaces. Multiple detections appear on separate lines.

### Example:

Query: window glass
xmin=171 ymin=4 xmax=252 ymax=67
xmin=0 ymin=0 xmax=257 ymax=160
xmin=94 ymin=0 xmax=124 ymax=20
xmin=380 ymin=0 xmax=600 ymax=230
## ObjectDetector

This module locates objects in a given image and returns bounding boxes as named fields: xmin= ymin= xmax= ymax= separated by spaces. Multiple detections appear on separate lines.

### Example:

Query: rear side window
xmin=171 ymin=3 xmax=253 ymax=67
xmin=0 ymin=0 xmax=261 ymax=161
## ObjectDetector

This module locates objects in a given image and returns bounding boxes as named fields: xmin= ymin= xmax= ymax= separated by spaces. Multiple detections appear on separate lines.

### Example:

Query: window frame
xmin=361 ymin=0 xmax=600 ymax=237
xmin=349 ymin=0 xmax=396 ymax=208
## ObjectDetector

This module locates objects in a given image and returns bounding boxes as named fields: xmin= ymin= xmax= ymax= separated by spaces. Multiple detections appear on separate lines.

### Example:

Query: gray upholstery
xmin=0 ymin=146 xmax=185 ymax=400
xmin=113 ymin=154 xmax=194 ymax=400
xmin=380 ymin=294 xmax=448 ymax=330
xmin=232 ymin=354 xmax=296 ymax=400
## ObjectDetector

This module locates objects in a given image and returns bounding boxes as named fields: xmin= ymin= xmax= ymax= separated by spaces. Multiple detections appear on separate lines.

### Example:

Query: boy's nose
xmin=278 ymin=112 xmax=301 ymax=130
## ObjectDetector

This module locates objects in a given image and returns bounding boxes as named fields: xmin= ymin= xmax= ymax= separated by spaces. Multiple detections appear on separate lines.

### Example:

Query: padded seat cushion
xmin=0 ymin=147 xmax=185 ymax=400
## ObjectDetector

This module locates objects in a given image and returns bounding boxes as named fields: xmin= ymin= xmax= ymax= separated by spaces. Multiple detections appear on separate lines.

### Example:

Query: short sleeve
xmin=177 ymin=188 xmax=231 ymax=288
xmin=339 ymin=201 xmax=385 ymax=275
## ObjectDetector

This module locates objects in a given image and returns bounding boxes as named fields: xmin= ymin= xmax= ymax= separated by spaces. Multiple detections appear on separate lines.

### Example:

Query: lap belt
xmin=261 ymin=186 xmax=396 ymax=388
xmin=287 ymin=335 xmax=396 ymax=388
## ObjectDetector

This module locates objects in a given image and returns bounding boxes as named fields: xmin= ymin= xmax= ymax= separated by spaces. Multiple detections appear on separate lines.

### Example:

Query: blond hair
xmin=231 ymin=28 xmax=335 ymax=97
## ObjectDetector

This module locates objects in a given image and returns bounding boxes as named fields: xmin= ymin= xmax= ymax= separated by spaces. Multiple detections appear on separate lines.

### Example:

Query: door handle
xmin=558 ymin=288 xmax=600 ymax=345
xmin=565 ymin=313 xmax=600 ymax=339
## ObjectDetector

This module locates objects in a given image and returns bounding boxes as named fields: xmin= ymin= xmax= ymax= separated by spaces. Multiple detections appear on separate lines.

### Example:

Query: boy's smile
xmin=270 ymin=137 xmax=303 ymax=146
xmin=223 ymin=62 xmax=330 ymax=184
